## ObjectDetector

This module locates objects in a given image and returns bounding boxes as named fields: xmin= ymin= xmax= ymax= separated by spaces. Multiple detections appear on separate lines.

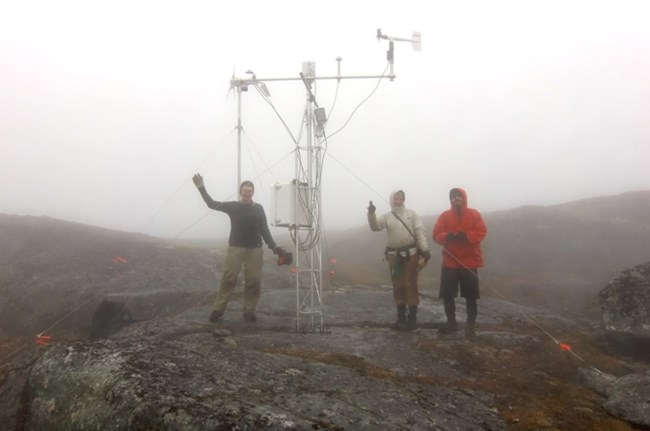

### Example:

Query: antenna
xmin=229 ymin=70 xmax=273 ymax=195
xmin=228 ymin=30 xmax=421 ymax=331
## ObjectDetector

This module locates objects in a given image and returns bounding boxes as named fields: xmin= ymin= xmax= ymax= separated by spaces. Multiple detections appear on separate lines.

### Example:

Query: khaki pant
xmin=386 ymin=253 xmax=420 ymax=306
xmin=213 ymin=246 xmax=263 ymax=314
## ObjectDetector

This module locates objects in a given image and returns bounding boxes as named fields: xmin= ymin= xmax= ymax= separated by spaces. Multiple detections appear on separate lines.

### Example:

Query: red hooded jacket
xmin=433 ymin=188 xmax=487 ymax=269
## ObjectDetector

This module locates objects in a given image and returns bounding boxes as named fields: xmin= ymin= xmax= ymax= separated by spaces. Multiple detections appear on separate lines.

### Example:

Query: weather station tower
xmin=228 ymin=29 xmax=421 ymax=332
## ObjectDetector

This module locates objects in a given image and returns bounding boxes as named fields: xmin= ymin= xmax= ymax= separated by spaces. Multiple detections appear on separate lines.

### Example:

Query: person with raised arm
xmin=367 ymin=190 xmax=430 ymax=331
xmin=193 ymin=173 xmax=280 ymax=322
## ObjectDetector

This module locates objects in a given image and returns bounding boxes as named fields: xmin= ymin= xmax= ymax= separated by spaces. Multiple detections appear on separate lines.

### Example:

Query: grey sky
xmin=1 ymin=0 xmax=648 ymax=239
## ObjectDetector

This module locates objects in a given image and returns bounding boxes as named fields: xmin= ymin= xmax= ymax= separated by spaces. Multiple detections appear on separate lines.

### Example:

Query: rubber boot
xmin=438 ymin=298 xmax=458 ymax=334
xmin=465 ymin=298 xmax=478 ymax=338
xmin=390 ymin=305 xmax=407 ymax=330
xmin=406 ymin=306 xmax=417 ymax=331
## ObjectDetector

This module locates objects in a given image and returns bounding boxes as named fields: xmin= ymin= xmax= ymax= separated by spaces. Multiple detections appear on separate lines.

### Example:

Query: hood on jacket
xmin=390 ymin=189 xmax=405 ymax=210
xmin=449 ymin=187 xmax=468 ymax=209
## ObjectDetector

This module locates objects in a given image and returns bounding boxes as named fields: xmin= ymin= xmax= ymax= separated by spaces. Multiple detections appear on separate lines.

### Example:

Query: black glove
xmin=420 ymin=250 xmax=431 ymax=260
xmin=367 ymin=200 xmax=376 ymax=215
xmin=456 ymin=231 xmax=467 ymax=241
xmin=445 ymin=232 xmax=457 ymax=242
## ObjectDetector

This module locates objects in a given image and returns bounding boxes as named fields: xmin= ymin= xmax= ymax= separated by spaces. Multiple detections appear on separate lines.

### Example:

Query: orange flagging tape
xmin=34 ymin=335 xmax=52 ymax=346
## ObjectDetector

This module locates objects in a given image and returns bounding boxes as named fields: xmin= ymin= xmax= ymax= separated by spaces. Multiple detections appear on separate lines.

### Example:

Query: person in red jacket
xmin=432 ymin=188 xmax=487 ymax=337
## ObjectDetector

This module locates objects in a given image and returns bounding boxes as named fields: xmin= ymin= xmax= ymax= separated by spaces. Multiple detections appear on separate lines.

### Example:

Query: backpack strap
xmin=391 ymin=211 xmax=418 ymax=244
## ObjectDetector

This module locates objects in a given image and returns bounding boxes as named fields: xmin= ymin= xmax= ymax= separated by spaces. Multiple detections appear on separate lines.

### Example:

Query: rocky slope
xmin=1 ymin=191 xmax=650 ymax=430
xmin=2 ymin=287 xmax=647 ymax=431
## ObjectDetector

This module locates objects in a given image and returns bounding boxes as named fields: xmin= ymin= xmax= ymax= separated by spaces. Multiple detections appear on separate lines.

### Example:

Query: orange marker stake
xmin=34 ymin=335 xmax=52 ymax=346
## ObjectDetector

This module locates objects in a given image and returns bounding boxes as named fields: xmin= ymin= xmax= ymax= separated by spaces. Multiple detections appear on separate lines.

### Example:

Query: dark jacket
xmin=198 ymin=187 xmax=276 ymax=249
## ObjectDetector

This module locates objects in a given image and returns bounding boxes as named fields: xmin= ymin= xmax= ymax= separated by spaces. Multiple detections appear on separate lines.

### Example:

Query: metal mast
xmin=292 ymin=62 xmax=326 ymax=331
xmin=236 ymin=84 xmax=242 ymax=194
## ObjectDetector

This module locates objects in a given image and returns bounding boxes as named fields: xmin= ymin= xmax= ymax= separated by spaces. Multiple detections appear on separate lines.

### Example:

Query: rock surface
xmin=2 ymin=286 xmax=645 ymax=430
xmin=604 ymin=370 xmax=650 ymax=426
xmin=579 ymin=367 xmax=650 ymax=427
xmin=599 ymin=261 xmax=650 ymax=362
xmin=600 ymin=261 xmax=650 ymax=336
xmin=3 ymin=212 xmax=650 ymax=430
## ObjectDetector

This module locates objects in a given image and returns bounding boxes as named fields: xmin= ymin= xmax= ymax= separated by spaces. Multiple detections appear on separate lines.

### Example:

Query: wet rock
xmin=577 ymin=367 xmax=617 ymax=396
xmin=578 ymin=367 xmax=650 ymax=427
xmin=88 ymin=300 xmax=133 ymax=339
xmin=604 ymin=370 xmax=650 ymax=427
xmin=0 ymin=346 xmax=43 ymax=431
xmin=4 ymin=209 xmax=650 ymax=430
xmin=5 ymin=290 xmax=511 ymax=431
xmin=600 ymin=261 xmax=650 ymax=337
xmin=19 ymin=324 xmax=507 ymax=430
xmin=600 ymin=262 xmax=650 ymax=361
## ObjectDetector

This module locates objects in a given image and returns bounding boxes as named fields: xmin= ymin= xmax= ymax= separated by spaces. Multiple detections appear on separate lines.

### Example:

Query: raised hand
xmin=192 ymin=173 xmax=204 ymax=188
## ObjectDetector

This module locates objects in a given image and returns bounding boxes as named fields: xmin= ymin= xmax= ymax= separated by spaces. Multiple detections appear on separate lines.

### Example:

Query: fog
xmin=1 ymin=0 xmax=649 ymax=239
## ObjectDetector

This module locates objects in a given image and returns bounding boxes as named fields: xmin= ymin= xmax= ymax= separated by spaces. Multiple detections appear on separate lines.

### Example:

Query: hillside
xmin=1 ymin=192 xmax=650 ymax=430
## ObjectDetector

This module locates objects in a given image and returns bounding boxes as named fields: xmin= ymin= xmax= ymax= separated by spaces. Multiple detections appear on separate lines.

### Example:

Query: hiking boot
xmin=243 ymin=312 xmax=257 ymax=322
xmin=405 ymin=314 xmax=417 ymax=331
xmin=390 ymin=305 xmax=407 ymax=330
xmin=405 ymin=306 xmax=418 ymax=331
xmin=209 ymin=310 xmax=223 ymax=322
xmin=438 ymin=321 xmax=458 ymax=334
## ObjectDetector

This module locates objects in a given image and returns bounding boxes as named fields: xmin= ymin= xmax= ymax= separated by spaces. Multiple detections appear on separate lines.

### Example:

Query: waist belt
xmin=385 ymin=243 xmax=418 ymax=257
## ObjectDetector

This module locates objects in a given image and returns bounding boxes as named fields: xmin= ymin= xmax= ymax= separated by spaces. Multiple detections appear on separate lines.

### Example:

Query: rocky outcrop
xmin=4 ymin=285 xmax=649 ymax=430
xmin=600 ymin=261 xmax=650 ymax=337
xmin=579 ymin=367 xmax=650 ymax=427
xmin=5 ymin=289 xmax=510 ymax=431
xmin=599 ymin=261 xmax=650 ymax=362
xmin=573 ymin=261 xmax=650 ymax=427
xmin=605 ymin=370 xmax=650 ymax=426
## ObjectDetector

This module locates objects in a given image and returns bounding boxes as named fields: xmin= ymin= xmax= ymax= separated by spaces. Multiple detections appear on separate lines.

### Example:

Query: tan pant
xmin=386 ymin=253 xmax=420 ymax=306
xmin=213 ymin=246 xmax=263 ymax=314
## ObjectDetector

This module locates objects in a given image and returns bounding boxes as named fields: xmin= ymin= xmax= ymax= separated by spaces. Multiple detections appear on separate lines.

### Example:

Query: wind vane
xmin=376 ymin=28 xmax=422 ymax=80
